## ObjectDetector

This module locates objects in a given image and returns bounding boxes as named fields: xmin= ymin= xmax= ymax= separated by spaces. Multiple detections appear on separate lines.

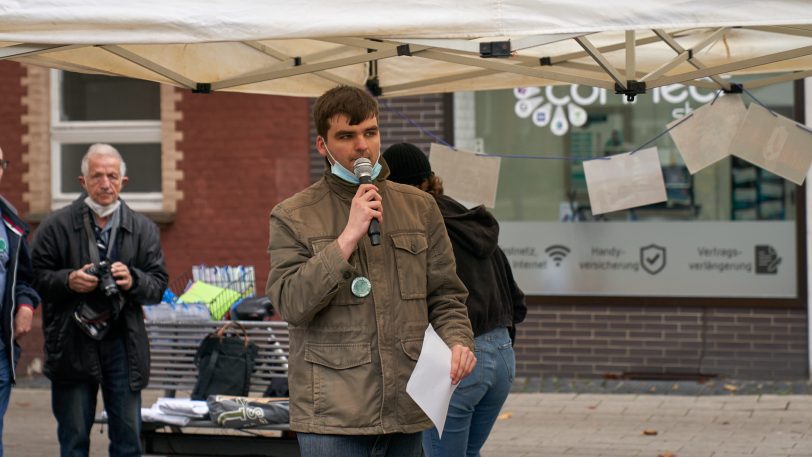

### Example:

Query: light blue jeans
xmin=0 ymin=344 xmax=21 ymax=457
xmin=423 ymin=326 xmax=515 ymax=457
xmin=297 ymin=432 xmax=423 ymax=457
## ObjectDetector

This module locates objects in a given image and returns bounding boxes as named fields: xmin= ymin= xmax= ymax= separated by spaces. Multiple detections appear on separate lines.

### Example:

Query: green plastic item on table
xmin=177 ymin=280 xmax=241 ymax=319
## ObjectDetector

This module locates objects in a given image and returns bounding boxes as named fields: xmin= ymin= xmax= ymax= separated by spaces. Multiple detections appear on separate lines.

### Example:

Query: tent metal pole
xmin=626 ymin=30 xmax=636 ymax=81
xmin=649 ymin=44 xmax=812 ymax=88
xmin=0 ymin=43 xmax=85 ymax=59
xmin=416 ymin=49 xmax=615 ymax=89
xmin=240 ymin=41 xmax=358 ymax=87
xmin=549 ymin=32 xmax=677 ymax=65
xmin=575 ymin=36 xmax=626 ymax=89
xmin=747 ymin=25 xmax=812 ymax=39
xmin=745 ymin=70 xmax=812 ymax=89
xmin=640 ymin=28 xmax=727 ymax=83
xmin=554 ymin=61 xmax=716 ymax=89
xmin=639 ymin=52 xmax=690 ymax=82
xmin=381 ymin=69 xmax=494 ymax=94
xmin=211 ymin=46 xmax=427 ymax=90
xmin=652 ymin=28 xmax=731 ymax=90
xmin=396 ymin=33 xmax=585 ymax=54
xmin=101 ymin=45 xmax=197 ymax=90
xmin=244 ymin=42 xmax=350 ymax=64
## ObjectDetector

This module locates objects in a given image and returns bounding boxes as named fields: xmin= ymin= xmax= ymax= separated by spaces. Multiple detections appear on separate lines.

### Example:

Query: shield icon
xmin=640 ymin=244 xmax=666 ymax=275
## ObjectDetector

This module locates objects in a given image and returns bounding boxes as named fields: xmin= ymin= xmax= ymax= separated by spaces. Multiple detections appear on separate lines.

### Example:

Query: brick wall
xmin=0 ymin=61 xmax=28 ymax=214
xmin=161 ymin=89 xmax=310 ymax=289
xmin=0 ymin=61 xmax=44 ymax=378
xmin=516 ymin=304 xmax=808 ymax=380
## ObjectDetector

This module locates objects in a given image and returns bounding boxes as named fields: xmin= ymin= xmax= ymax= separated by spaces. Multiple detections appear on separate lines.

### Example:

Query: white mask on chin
xmin=84 ymin=196 xmax=121 ymax=218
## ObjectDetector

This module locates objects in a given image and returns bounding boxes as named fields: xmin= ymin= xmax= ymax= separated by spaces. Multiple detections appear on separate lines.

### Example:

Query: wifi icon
xmin=545 ymin=245 xmax=571 ymax=266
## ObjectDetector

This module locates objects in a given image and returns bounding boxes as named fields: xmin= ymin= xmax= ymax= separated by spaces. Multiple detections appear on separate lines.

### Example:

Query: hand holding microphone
xmin=353 ymin=158 xmax=382 ymax=246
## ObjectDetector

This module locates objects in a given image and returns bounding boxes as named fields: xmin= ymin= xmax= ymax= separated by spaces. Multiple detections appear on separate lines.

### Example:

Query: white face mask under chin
xmin=84 ymin=197 xmax=121 ymax=218
xmin=321 ymin=138 xmax=382 ymax=184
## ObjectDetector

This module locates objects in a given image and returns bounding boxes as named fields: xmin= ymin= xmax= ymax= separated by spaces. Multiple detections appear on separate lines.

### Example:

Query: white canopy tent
xmin=4 ymin=0 xmax=812 ymax=378
xmin=1 ymin=0 xmax=812 ymax=97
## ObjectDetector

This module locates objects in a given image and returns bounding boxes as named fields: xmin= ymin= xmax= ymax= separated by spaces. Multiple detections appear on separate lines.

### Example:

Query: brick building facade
xmin=0 ymin=60 xmax=807 ymax=382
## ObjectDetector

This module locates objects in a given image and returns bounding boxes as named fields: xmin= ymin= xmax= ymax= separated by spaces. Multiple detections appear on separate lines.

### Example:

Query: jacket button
xmin=343 ymin=271 xmax=352 ymax=279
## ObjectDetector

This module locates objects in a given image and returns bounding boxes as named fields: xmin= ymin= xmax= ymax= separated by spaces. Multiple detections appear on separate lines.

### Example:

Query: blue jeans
xmin=51 ymin=337 xmax=142 ymax=457
xmin=0 ymin=344 xmax=21 ymax=457
xmin=423 ymin=327 xmax=515 ymax=457
xmin=298 ymin=432 xmax=422 ymax=457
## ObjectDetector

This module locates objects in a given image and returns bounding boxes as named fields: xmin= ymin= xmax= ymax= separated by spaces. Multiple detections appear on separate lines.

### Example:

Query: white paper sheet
xmin=583 ymin=147 xmax=667 ymax=215
xmin=729 ymin=103 xmax=812 ymax=185
xmin=668 ymin=94 xmax=747 ymax=174
xmin=429 ymin=143 xmax=501 ymax=208
xmin=406 ymin=324 xmax=458 ymax=437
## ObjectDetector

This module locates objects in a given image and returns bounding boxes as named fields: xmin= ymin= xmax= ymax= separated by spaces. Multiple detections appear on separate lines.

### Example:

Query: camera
xmin=85 ymin=260 xmax=119 ymax=297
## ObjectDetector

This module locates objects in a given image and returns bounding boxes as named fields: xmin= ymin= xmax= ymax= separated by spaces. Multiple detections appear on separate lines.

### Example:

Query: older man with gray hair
xmin=31 ymin=143 xmax=168 ymax=457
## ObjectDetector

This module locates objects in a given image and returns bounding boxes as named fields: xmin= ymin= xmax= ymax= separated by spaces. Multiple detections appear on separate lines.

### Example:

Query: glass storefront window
xmin=475 ymin=80 xmax=795 ymax=223
xmin=458 ymin=78 xmax=801 ymax=300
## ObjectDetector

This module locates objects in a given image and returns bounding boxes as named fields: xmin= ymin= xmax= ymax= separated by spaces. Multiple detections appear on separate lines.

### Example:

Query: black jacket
xmin=0 ymin=197 xmax=40 ymax=384
xmin=434 ymin=194 xmax=527 ymax=339
xmin=31 ymin=197 xmax=168 ymax=389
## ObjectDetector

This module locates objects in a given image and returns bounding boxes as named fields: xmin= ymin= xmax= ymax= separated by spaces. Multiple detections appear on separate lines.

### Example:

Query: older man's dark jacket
xmin=31 ymin=197 xmax=167 ymax=389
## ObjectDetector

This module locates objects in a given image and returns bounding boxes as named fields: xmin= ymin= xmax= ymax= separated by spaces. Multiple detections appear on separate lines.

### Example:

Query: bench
xmin=140 ymin=320 xmax=298 ymax=457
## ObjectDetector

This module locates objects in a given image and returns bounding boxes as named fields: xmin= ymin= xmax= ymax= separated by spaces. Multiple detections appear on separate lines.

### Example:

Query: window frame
xmin=49 ymin=69 xmax=163 ymax=212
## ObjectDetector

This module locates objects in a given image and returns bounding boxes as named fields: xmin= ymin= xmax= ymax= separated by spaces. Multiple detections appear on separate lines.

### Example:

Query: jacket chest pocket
xmin=310 ymin=238 xmax=362 ymax=306
xmin=390 ymin=232 xmax=428 ymax=300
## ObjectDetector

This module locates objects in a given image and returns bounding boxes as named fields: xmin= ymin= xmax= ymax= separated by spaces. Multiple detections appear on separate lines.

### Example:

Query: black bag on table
xmin=192 ymin=322 xmax=259 ymax=400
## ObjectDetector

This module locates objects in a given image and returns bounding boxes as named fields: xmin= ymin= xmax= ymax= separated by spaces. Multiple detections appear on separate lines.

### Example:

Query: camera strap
xmin=76 ymin=208 xmax=124 ymax=339
xmin=82 ymin=207 xmax=119 ymax=263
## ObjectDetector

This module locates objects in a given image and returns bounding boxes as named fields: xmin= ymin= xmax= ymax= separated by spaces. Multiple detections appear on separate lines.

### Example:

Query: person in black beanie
xmin=382 ymin=143 xmax=527 ymax=457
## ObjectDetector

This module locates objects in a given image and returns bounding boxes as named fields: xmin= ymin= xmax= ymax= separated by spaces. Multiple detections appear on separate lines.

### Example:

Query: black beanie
xmin=383 ymin=143 xmax=432 ymax=186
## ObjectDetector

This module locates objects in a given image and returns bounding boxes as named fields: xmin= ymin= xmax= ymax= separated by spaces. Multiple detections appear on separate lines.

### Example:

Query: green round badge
xmin=351 ymin=276 xmax=372 ymax=298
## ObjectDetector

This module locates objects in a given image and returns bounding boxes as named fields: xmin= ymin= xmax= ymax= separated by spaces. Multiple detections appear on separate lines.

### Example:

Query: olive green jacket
xmin=266 ymin=162 xmax=473 ymax=435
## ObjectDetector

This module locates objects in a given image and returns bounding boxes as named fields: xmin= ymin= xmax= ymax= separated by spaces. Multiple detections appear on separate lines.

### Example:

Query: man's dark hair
xmin=313 ymin=86 xmax=379 ymax=138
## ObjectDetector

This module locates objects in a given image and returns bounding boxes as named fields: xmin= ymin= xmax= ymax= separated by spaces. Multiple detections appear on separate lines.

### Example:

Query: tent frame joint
xmin=366 ymin=77 xmax=382 ymax=96
xmin=724 ymin=82 xmax=743 ymax=94
xmin=539 ymin=56 xmax=552 ymax=66
xmin=615 ymin=80 xmax=646 ymax=101
xmin=397 ymin=44 xmax=412 ymax=56
xmin=193 ymin=83 xmax=212 ymax=94
xmin=479 ymin=40 xmax=511 ymax=58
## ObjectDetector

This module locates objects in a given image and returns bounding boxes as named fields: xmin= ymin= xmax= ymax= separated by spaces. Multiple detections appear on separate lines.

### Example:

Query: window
xmin=51 ymin=70 xmax=162 ymax=211
xmin=456 ymin=78 xmax=801 ymax=302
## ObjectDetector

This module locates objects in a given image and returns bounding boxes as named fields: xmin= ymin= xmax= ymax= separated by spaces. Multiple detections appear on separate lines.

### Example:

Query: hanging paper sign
xmin=583 ymin=147 xmax=667 ymax=215
xmin=729 ymin=103 xmax=812 ymax=185
xmin=668 ymin=94 xmax=747 ymax=174
xmin=429 ymin=143 xmax=500 ymax=208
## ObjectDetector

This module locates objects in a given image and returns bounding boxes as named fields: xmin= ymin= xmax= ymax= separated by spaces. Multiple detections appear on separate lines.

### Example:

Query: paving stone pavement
xmin=481 ymin=393 xmax=812 ymax=457
xmin=5 ymin=380 xmax=812 ymax=456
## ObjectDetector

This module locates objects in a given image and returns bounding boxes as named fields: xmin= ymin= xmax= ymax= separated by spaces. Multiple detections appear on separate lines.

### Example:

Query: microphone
xmin=353 ymin=158 xmax=381 ymax=246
